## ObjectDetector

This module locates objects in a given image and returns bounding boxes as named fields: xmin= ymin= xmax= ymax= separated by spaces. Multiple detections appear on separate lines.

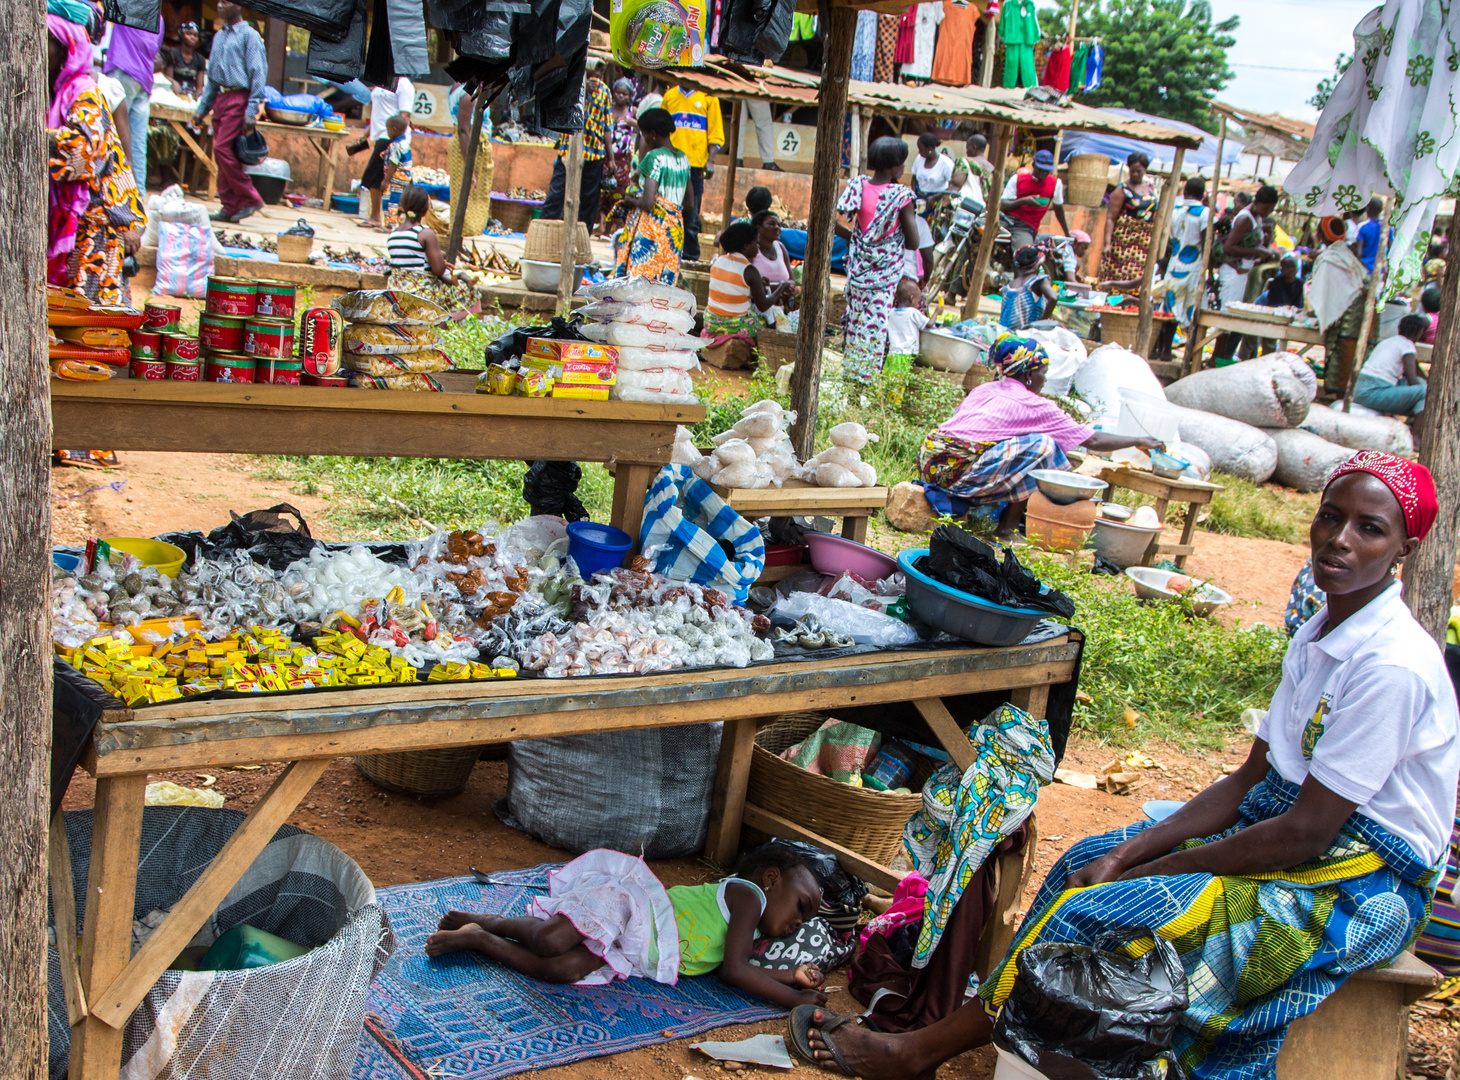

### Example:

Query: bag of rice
xmin=616 ymin=347 xmax=700 ymax=371
xmin=576 ymin=277 xmax=697 ymax=312
xmin=577 ymin=321 xmax=707 ymax=351
xmin=579 ymin=301 xmax=696 ymax=334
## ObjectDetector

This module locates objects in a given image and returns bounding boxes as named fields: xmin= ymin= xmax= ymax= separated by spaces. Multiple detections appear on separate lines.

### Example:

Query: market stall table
xmin=50 ymin=380 xmax=702 ymax=548
xmin=1096 ymin=465 xmax=1223 ymax=569
xmin=1184 ymin=310 xmax=1325 ymax=370
xmin=57 ymin=634 xmax=1080 ymax=1079
xmin=710 ymin=480 xmax=890 ymax=545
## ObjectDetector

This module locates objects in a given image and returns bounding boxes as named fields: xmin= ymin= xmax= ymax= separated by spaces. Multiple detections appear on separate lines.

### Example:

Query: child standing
xmin=426 ymin=843 xmax=828 ymax=1009
xmin=884 ymin=277 xmax=929 ymax=405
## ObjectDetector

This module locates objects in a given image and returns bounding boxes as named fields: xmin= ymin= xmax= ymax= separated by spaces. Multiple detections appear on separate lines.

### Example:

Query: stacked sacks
xmin=804 ymin=422 xmax=880 ymax=488
xmin=1163 ymin=356 xmax=1312 ymax=429
xmin=575 ymin=278 xmax=706 ymax=404
xmin=1265 ymin=429 xmax=1356 ymax=492
xmin=1300 ymin=405 xmax=1415 ymax=455
xmin=333 ymin=290 xmax=450 ymax=391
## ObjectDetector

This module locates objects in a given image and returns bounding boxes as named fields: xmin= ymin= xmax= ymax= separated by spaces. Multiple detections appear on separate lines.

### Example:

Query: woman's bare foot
xmin=806 ymin=1012 xmax=936 ymax=1080
xmin=424 ymin=923 xmax=492 ymax=957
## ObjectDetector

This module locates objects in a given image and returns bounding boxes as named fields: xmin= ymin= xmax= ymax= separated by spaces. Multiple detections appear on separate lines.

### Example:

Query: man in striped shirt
xmin=541 ymin=59 xmax=615 ymax=228
xmin=192 ymin=1 xmax=267 ymax=222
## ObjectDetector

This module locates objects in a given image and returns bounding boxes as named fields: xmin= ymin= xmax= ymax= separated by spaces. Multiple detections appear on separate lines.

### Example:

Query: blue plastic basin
xmin=567 ymin=521 xmax=633 ymax=579
xmin=53 ymin=552 xmax=80 ymax=573
xmin=897 ymin=548 xmax=1045 ymax=647
xmin=330 ymin=193 xmax=361 ymax=214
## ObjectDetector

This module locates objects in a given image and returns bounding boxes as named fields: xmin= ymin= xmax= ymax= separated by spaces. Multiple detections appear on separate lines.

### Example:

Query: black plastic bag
xmin=484 ymin=316 xmax=585 ymax=367
xmin=523 ymin=461 xmax=587 ymax=522
xmin=921 ymin=525 xmax=1075 ymax=618
xmin=203 ymin=504 xmax=319 ymax=570
xmin=281 ymin=218 xmax=316 ymax=238
xmin=993 ymin=933 xmax=1188 ymax=1080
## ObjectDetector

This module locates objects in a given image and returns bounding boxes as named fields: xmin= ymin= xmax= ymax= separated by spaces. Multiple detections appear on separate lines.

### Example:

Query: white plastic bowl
xmin=1029 ymin=469 xmax=1108 ymax=505
xmin=1125 ymin=566 xmax=1232 ymax=617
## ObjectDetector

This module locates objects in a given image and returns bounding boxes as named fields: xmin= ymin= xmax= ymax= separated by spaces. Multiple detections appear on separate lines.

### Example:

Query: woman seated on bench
xmin=794 ymin=450 xmax=1459 ymax=1080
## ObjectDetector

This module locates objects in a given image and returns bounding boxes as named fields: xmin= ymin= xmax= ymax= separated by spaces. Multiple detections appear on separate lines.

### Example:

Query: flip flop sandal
xmin=788 ymin=1005 xmax=860 ymax=1077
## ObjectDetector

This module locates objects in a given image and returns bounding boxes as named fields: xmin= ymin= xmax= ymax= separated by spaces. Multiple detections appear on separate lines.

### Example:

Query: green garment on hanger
xmin=1071 ymin=43 xmax=1089 ymax=92
xmin=999 ymin=0 xmax=1041 ymax=87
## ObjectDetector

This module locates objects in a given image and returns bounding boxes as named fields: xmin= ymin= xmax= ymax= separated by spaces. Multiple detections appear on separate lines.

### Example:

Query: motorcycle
xmin=925 ymin=195 xmax=1014 ymax=302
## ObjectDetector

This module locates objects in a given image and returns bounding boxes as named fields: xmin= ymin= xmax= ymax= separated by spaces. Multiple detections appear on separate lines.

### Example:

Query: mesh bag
xmin=48 ymin=807 xmax=393 ymax=1080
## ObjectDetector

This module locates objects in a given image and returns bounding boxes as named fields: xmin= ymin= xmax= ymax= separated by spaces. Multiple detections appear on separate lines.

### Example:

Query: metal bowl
xmin=1125 ymin=567 xmax=1232 ymax=618
xmin=264 ymin=106 xmax=314 ymax=126
xmin=1029 ymin=469 xmax=1108 ymax=505
xmin=917 ymin=329 xmax=987 ymax=374
xmin=520 ymin=258 xmax=589 ymax=293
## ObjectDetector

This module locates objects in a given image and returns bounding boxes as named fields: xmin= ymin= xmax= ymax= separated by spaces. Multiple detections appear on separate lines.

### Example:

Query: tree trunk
xmin=0 ymin=3 xmax=55 ymax=1076
xmin=1406 ymin=216 xmax=1460 ymax=644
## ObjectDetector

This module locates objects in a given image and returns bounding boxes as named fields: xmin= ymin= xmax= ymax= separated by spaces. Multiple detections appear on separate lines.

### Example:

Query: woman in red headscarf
xmin=792 ymin=451 xmax=1459 ymax=1080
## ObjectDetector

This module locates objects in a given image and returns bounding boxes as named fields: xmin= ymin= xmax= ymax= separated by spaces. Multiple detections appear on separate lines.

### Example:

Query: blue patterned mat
xmin=351 ymin=867 xmax=785 ymax=1080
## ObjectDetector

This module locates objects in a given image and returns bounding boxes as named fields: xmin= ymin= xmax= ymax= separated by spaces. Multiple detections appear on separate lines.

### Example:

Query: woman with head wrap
xmin=796 ymin=453 xmax=1460 ymax=1080
xmin=917 ymin=334 xmax=1162 ymax=539
xmin=998 ymin=244 xmax=1057 ymax=330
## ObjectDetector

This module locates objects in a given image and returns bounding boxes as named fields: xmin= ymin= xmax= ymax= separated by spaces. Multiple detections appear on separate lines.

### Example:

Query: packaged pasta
xmin=332 ymin=290 xmax=448 ymax=326
xmin=50 ymin=358 xmax=114 ymax=381
xmin=343 ymin=349 xmax=452 ymax=376
xmin=344 ymin=322 xmax=445 ymax=354
xmin=55 ymin=326 xmax=131 ymax=347
xmin=351 ymin=373 xmax=444 ymax=391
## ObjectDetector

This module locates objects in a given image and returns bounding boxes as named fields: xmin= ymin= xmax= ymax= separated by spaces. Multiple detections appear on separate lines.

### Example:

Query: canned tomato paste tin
xmin=128 ymin=330 xmax=163 ymax=360
xmin=167 ymin=360 xmax=201 ymax=381
xmin=129 ymin=357 xmax=167 ymax=380
xmin=267 ymin=359 xmax=303 ymax=385
xmin=199 ymin=313 xmax=247 ymax=353
xmin=142 ymin=300 xmax=182 ymax=331
xmin=161 ymin=332 xmax=201 ymax=363
xmin=205 ymin=277 xmax=258 ymax=317
xmin=302 ymin=373 xmax=350 ymax=387
xmin=244 ymin=317 xmax=296 ymax=359
xmin=254 ymin=281 xmax=297 ymax=319
xmin=298 ymin=307 xmax=344 ymax=377
xmin=205 ymin=353 xmax=256 ymax=383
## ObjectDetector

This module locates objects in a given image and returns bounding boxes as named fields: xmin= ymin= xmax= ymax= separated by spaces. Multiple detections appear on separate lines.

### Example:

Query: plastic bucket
xmin=567 ymin=521 xmax=633 ymax=578
xmin=104 ymin=538 xmax=186 ymax=579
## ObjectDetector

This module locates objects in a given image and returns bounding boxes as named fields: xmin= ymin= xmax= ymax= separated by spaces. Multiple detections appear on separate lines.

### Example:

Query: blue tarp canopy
xmin=1059 ymin=108 xmax=1244 ymax=170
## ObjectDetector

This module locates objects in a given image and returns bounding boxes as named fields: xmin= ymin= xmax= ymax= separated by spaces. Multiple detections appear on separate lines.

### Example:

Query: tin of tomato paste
xmin=267 ymin=359 xmax=303 ymax=385
xmin=205 ymin=277 xmax=258 ymax=317
xmin=142 ymin=300 xmax=182 ymax=331
xmin=302 ymin=373 xmax=350 ymax=387
xmin=167 ymin=360 xmax=201 ymax=382
xmin=128 ymin=330 xmax=163 ymax=360
xmin=198 ymin=313 xmax=247 ymax=353
xmin=161 ymin=332 xmax=201 ymax=363
xmin=129 ymin=357 xmax=167 ymax=380
xmin=254 ymin=281 xmax=297 ymax=320
xmin=205 ymin=353 xmax=256 ymax=383
xmin=298 ymin=307 xmax=344 ymax=377
xmin=244 ymin=317 xmax=295 ymax=359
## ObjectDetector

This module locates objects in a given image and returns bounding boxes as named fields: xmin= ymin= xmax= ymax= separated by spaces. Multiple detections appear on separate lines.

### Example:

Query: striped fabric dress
xmin=705 ymin=253 xmax=763 ymax=337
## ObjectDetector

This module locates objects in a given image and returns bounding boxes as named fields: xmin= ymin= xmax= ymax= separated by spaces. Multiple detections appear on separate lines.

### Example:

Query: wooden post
xmin=1134 ymin=145 xmax=1185 ymax=357
xmin=849 ymin=104 xmax=862 ymax=178
xmin=1343 ymin=198 xmax=1390 ymax=412
xmin=1183 ymin=116 xmax=1225 ymax=375
xmin=446 ymin=88 xmax=486 ymax=264
xmin=858 ymin=110 xmax=872 ymax=173
xmin=720 ymin=99 xmax=742 ymax=233
xmin=556 ymin=131 xmax=586 ymax=315
xmin=789 ymin=5 xmax=856 ymax=460
xmin=963 ymin=124 xmax=1011 ymax=319
xmin=264 ymin=18 xmax=287 ymax=91
xmin=1406 ymin=214 xmax=1460 ymax=643
xmin=0 ymin=2 xmax=53 ymax=1074
xmin=979 ymin=13 xmax=998 ymax=87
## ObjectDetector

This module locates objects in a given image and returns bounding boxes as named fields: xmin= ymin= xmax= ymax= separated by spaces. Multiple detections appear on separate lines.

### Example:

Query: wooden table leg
xmin=1144 ymin=496 xmax=1170 ymax=567
xmin=840 ymin=515 xmax=869 ymax=543
xmin=704 ymin=716 xmax=757 ymax=866
xmin=1175 ymin=502 xmax=1201 ymax=570
xmin=315 ymin=135 xmax=338 ymax=205
xmin=50 ymin=810 xmax=87 ymax=1027
xmin=1009 ymin=684 xmax=1050 ymax=719
xmin=913 ymin=698 xmax=975 ymax=773
xmin=69 ymin=774 xmax=146 ymax=1080
xmin=609 ymin=462 xmax=658 ymax=549
xmin=170 ymin=119 xmax=217 ymax=201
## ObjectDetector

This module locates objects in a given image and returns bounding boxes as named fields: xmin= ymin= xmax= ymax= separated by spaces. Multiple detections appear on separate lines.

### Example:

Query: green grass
xmin=1202 ymin=475 xmax=1319 ymax=545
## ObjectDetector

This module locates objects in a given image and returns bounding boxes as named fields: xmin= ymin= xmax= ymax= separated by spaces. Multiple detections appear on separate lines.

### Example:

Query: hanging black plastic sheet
xmin=246 ymin=0 xmax=357 ymax=41
xmin=102 ymin=0 xmax=161 ymax=32
xmin=718 ymin=0 xmax=794 ymax=63
xmin=306 ymin=0 xmax=370 ymax=81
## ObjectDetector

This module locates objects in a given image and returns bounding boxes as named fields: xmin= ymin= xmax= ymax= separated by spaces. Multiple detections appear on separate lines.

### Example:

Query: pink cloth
xmin=1424 ymin=311 xmax=1439 ymax=344
xmin=938 ymin=377 xmax=1093 ymax=452
xmin=859 ymin=872 xmax=929 ymax=950
xmin=212 ymin=89 xmax=262 ymax=215
xmin=858 ymin=182 xmax=891 ymax=233
xmin=47 ymin=13 xmax=97 ymax=286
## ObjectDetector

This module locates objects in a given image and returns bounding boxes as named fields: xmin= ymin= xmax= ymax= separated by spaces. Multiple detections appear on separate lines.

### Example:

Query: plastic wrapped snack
xmin=344 ymin=349 xmax=452 ymax=375
xmin=579 ymin=301 xmax=696 ymax=334
xmin=815 ymin=462 xmax=863 ymax=488
xmin=713 ymin=438 xmax=757 ymax=465
xmin=615 ymin=347 xmax=699 ymax=371
xmin=612 ymin=368 xmax=697 ymax=399
xmin=577 ymin=321 xmax=707 ymax=351
xmin=851 ymin=461 xmax=878 ymax=487
xmin=829 ymin=422 xmax=878 ymax=450
xmin=809 ymin=445 xmax=862 ymax=470
xmin=577 ymin=276 xmax=697 ymax=312
xmin=332 ymin=289 xmax=448 ymax=326
xmin=344 ymin=323 xmax=445 ymax=354
xmin=351 ymin=373 xmax=444 ymax=391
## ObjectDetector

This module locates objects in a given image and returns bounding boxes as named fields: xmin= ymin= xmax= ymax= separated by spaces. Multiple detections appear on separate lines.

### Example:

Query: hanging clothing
xmin=930 ymin=0 xmax=978 ymax=87
xmin=1083 ymin=41 xmax=1103 ymax=89
xmin=837 ymin=175 xmax=914 ymax=381
xmin=850 ymin=10 xmax=878 ymax=81
xmin=1069 ymin=43 xmax=1088 ymax=91
xmin=1041 ymin=42 xmax=1071 ymax=91
xmin=1098 ymin=182 xmax=1159 ymax=281
xmin=1158 ymin=202 xmax=1211 ymax=327
xmin=901 ymin=2 xmax=944 ymax=80
xmin=1286 ymin=0 xmax=1460 ymax=294
xmin=999 ymin=0 xmax=1039 ymax=87
xmin=894 ymin=8 xmax=917 ymax=66
xmin=872 ymin=14 xmax=900 ymax=82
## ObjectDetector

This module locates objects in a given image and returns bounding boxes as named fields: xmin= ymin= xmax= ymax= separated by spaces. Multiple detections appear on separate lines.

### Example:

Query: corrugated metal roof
xmin=651 ymin=60 xmax=1201 ymax=148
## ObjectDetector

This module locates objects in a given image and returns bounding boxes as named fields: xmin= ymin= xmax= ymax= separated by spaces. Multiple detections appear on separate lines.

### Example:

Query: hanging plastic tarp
xmin=1060 ymin=107 xmax=1243 ymax=171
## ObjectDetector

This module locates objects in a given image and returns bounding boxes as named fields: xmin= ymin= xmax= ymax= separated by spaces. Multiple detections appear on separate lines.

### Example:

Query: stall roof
xmin=1209 ymin=101 xmax=1314 ymax=161
xmin=654 ymin=60 xmax=1202 ymax=148
xmin=1059 ymin=107 xmax=1243 ymax=169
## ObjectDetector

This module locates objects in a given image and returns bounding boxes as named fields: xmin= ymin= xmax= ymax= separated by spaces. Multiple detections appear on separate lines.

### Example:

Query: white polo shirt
xmin=1259 ymin=580 xmax=1460 ymax=866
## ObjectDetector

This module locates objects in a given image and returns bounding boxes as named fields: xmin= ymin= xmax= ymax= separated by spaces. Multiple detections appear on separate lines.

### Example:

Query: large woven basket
xmin=1065 ymin=153 xmax=1112 ymax=207
xmin=276 ymin=233 xmax=313 ymax=264
xmin=522 ymin=217 xmax=592 ymax=263
xmin=756 ymin=328 xmax=798 ymax=371
xmin=355 ymin=746 xmax=483 ymax=798
xmin=1098 ymin=307 xmax=1173 ymax=354
xmin=746 ymin=713 xmax=929 ymax=867
xmin=489 ymin=197 xmax=537 ymax=234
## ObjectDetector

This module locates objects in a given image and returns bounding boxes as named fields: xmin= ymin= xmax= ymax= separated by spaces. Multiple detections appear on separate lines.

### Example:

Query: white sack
xmin=1163 ymin=357 xmax=1310 ymax=429
xmin=1265 ymin=428 xmax=1356 ymax=492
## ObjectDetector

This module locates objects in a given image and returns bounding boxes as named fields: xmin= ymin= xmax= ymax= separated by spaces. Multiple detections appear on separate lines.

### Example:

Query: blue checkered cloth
xmin=640 ymin=465 xmax=765 ymax=604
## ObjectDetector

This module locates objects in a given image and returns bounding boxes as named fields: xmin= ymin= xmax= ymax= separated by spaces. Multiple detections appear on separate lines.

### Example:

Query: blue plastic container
xmin=897 ymin=549 xmax=1045 ymax=647
xmin=567 ymin=521 xmax=633 ymax=579
xmin=330 ymin=193 xmax=361 ymax=214
xmin=53 ymin=552 xmax=80 ymax=573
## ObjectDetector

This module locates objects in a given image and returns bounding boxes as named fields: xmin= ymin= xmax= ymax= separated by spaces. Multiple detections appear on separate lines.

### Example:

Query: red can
xmin=162 ymin=333 xmax=201 ymax=363
xmin=129 ymin=331 xmax=163 ymax=360
xmin=244 ymin=317 xmax=295 ymax=359
xmin=129 ymin=357 xmax=168 ymax=380
xmin=267 ymin=360 xmax=303 ymax=385
xmin=302 ymin=373 xmax=350 ymax=387
xmin=255 ymin=281 xmax=297 ymax=320
xmin=143 ymin=300 xmax=182 ymax=331
xmin=199 ymin=313 xmax=247 ymax=353
xmin=205 ymin=353 xmax=256 ymax=383
xmin=167 ymin=360 xmax=201 ymax=381
xmin=205 ymin=277 xmax=258 ymax=317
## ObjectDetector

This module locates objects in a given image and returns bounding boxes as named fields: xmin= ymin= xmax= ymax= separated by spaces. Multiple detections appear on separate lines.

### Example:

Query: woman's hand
xmin=121 ymin=229 xmax=142 ymax=256
xmin=1065 ymin=851 xmax=1129 ymax=889
xmin=794 ymin=963 xmax=824 ymax=989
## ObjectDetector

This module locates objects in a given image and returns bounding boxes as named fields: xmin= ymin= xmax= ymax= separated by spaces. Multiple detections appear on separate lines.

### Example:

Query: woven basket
xmin=276 ymin=233 xmax=313 ymax=264
xmin=746 ymin=713 xmax=929 ymax=868
xmin=1065 ymin=153 xmax=1112 ymax=207
xmin=756 ymin=328 xmax=798 ymax=371
xmin=522 ymin=218 xmax=592 ymax=263
xmin=355 ymin=746 xmax=483 ymax=798
xmin=1098 ymin=307 xmax=1173 ymax=353
xmin=490 ymin=197 xmax=537 ymax=234
xmin=680 ymin=269 xmax=711 ymax=310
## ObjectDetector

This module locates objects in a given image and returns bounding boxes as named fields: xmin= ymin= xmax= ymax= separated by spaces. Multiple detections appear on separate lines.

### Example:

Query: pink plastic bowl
xmin=804 ymin=532 xmax=899 ymax=581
